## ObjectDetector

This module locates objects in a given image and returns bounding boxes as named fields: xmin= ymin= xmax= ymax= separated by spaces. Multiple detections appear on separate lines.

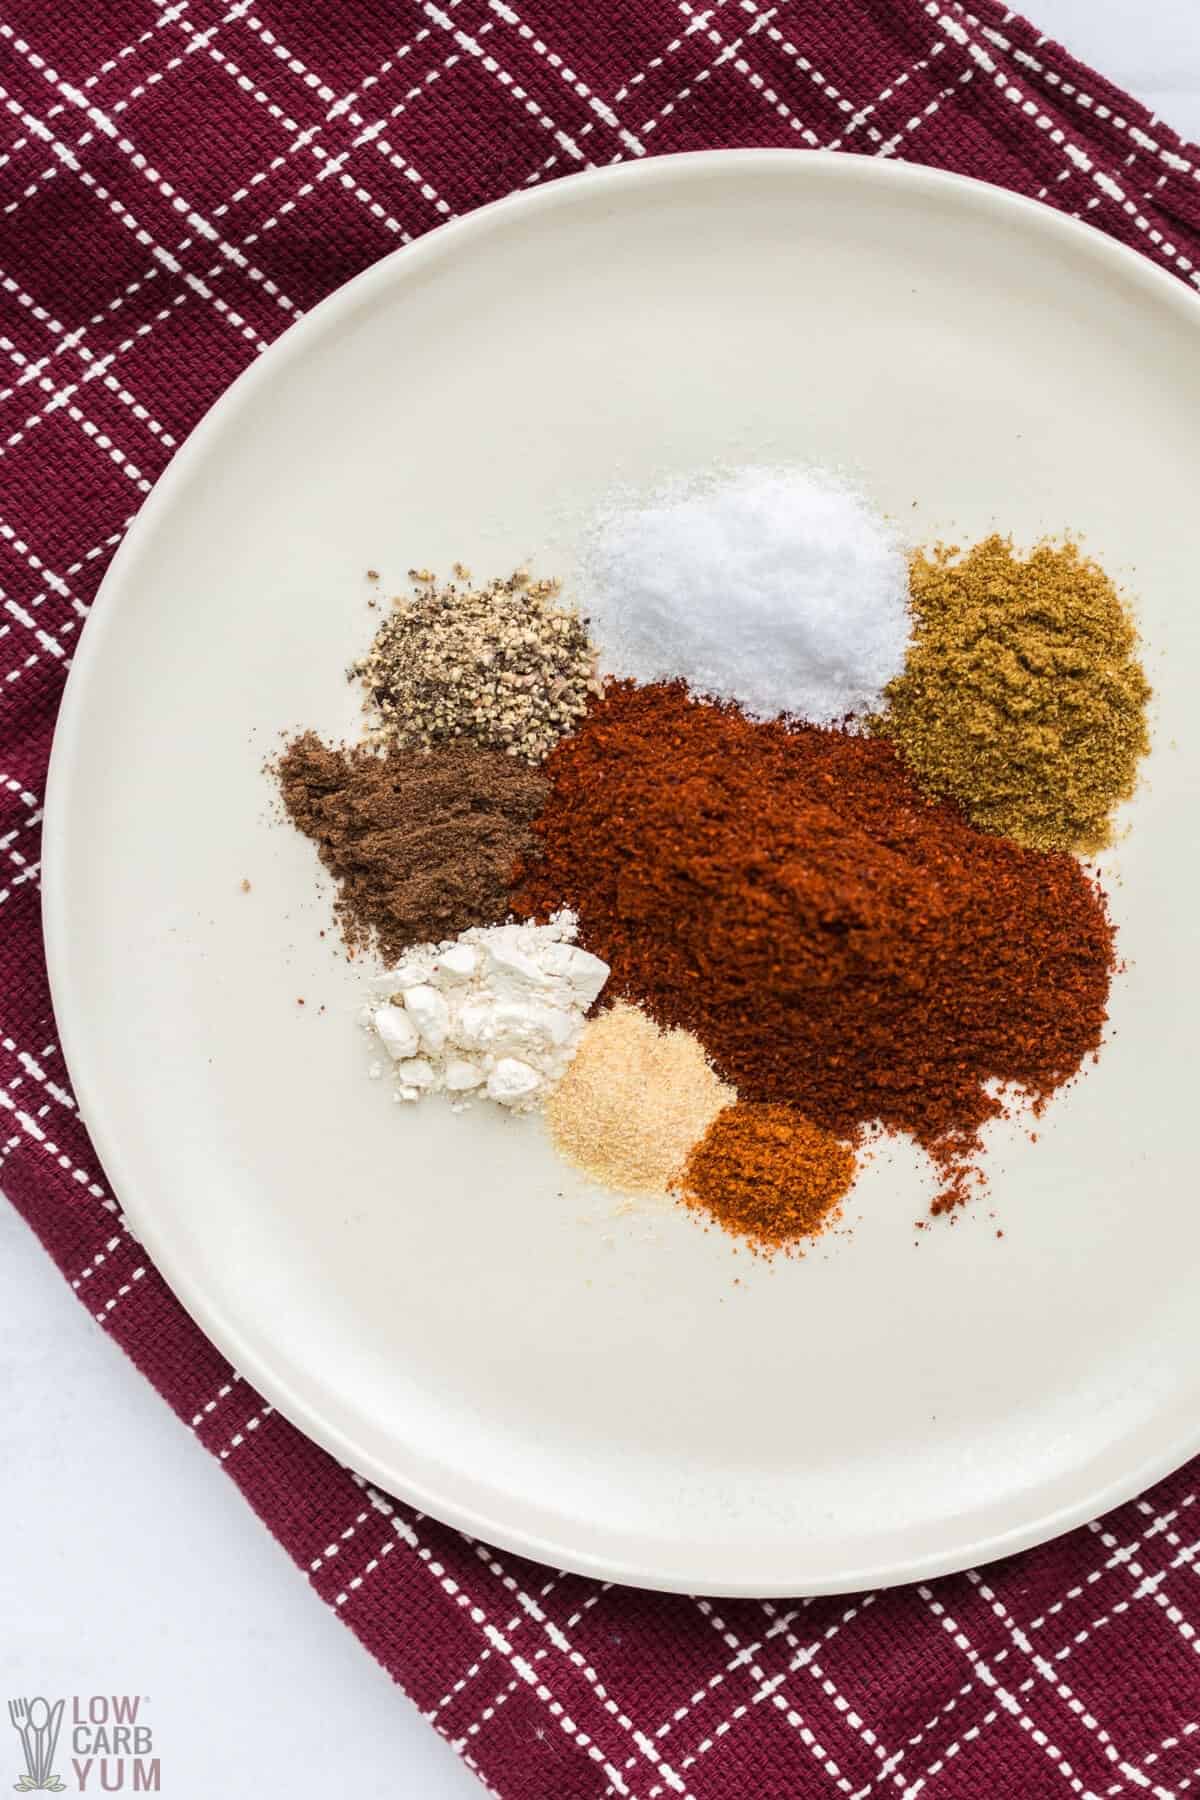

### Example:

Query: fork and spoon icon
xmin=7 ymin=1698 xmax=66 ymax=1793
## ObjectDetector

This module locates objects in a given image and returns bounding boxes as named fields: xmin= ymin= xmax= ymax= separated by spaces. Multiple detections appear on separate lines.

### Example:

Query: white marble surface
xmin=3 ymin=7 xmax=1197 ymax=1797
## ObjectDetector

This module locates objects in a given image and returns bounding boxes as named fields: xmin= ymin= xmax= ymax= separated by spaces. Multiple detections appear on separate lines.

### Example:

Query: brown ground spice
xmin=679 ymin=1103 xmax=855 ymax=1252
xmin=277 ymin=733 xmax=546 ymax=963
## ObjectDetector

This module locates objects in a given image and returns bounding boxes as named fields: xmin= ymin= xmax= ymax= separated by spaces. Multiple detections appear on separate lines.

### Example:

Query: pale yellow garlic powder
xmin=546 ymin=1001 xmax=734 ymax=1195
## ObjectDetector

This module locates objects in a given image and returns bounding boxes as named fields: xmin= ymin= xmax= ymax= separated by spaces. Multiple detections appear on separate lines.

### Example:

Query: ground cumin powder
xmin=877 ymin=537 xmax=1151 ymax=852
xmin=679 ymin=1103 xmax=856 ymax=1252
xmin=277 ymin=733 xmax=546 ymax=963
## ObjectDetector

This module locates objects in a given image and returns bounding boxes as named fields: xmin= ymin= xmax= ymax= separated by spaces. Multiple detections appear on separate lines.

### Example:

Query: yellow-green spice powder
xmin=876 ymin=536 xmax=1151 ymax=853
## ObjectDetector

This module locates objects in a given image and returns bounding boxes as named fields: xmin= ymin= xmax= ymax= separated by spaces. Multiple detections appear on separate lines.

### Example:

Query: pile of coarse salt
xmin=577 ymin=465 xmax=911 ymax=726
xmin=366 ymin=911 xmax=609 ymax=1110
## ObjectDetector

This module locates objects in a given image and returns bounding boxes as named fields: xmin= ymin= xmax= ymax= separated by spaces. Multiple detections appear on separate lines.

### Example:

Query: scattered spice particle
xmin=366 ymin=569 xmax=380 ymax=581
xmin=240 ymin=878 xmax=251 ymax=893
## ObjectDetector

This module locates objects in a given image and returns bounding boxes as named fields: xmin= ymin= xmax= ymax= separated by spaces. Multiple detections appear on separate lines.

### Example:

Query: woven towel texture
xmin=2 ymin=4 xmax=1200 ymax=1796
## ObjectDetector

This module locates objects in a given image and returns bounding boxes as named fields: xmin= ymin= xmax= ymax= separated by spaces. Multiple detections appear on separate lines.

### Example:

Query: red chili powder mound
xmin=512 ymin=682 xmax=1115 ymax=1208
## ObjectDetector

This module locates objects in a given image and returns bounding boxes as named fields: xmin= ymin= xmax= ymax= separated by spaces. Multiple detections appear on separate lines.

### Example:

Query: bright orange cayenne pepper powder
xmin=679 ymin=1104 xmax=856 ymax=1253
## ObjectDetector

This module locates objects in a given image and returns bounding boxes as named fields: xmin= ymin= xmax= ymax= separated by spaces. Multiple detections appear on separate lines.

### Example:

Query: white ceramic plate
xmin=44 ymin=152 xmax=1200 ymax=1596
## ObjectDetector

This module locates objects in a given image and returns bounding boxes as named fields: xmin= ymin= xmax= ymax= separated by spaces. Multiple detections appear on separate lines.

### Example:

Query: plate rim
xmin=41 ymin=147 xmax=1200 ymax=1597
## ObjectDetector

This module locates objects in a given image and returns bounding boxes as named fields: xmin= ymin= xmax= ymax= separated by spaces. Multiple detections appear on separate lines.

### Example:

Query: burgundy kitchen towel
xmin=3 ymin=4 xmax=1200 ymax=1796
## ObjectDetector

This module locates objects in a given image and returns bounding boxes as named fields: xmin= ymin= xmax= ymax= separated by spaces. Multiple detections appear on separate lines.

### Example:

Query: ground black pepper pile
xmin=355 ymin=569 xmax=598 ymax=762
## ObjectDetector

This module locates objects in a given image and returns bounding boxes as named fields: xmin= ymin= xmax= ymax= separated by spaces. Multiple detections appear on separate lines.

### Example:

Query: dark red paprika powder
xmin=512 ymin=681 xmax=1115 ymax=1208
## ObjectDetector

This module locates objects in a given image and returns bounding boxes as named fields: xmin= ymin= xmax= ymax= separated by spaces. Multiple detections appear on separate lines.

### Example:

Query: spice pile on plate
xmin=278 ymin=735 xmax=548 ymax=957
xmin=355 ymin=566 xmax=599 ymax=761
xmin=512 ymin=677 xmax=1114 ymax=1211
xmin=874 ymin=535 xmax=1151 ymax=851
xmin=579 ymin=465 xmax=910 ymax=724
xmin=275 ymin=465 xmax=1150 ymax=1255
xmin=365 ymin=913 xmax=607 ymax=1107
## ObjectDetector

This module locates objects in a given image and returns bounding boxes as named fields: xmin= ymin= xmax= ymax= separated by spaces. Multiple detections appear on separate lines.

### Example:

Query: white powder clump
xmin=365 ymin=911 xmax=609 ymax=1111
xmin=577 ymin=465 xmax=911 ymax=725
